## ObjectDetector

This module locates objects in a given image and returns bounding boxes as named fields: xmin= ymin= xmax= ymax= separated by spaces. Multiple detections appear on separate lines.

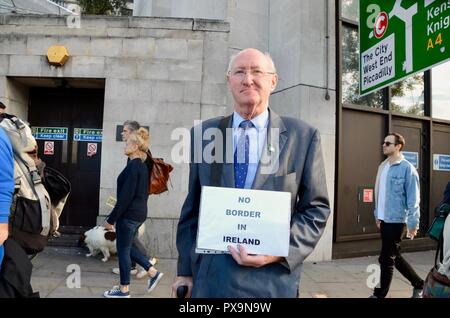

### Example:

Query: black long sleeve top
xmin=107 ymin=158 xmax=149 ymax=224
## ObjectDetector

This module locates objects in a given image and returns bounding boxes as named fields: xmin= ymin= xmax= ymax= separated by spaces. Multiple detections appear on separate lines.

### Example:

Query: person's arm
xmin=285 ymin=129 xmax=330 ymax=271
xmin=0 ymin=129 xmax=14 ymax=245
xmin=441 ymin=216 xmax=450 ymax=278
xmin=176 ymin=150 xmax=200 ymax=275
xmin=228 ymin=129 xmax=330 ymax=269
xmin=405 ymin=164 xmax=420 ymax=236
xmin=173 ymin=127 xmax=201 ymax=297
xmin=227 ymin=244 xmax=282 ymax=267
xmin=442 ymin=181 xmax=450 ymax=205
xmin=107 ymin=162 xmax=138 ymax=225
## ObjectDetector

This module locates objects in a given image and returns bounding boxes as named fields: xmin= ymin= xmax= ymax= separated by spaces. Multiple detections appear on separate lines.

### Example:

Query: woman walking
xmin=103 ymin=128 xmax=163 ymax=298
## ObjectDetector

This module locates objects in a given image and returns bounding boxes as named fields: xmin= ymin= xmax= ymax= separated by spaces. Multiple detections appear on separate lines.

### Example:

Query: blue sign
xmin=73 ymin=128 xmax=103 ymax=142
xmin=402 ymin=151 xmax=419 ymax=169
xmin=32 ymin=127 xmax=68 ymax=141
xmin=433 ymin=154 xmax=450 ymax=172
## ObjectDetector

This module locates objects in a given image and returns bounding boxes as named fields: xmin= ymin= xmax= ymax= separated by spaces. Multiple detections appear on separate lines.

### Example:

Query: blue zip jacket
xmin=374 ymin=155 xmax=420 ymax=230
xmin=0 ymin=127 xmax=14 ymax=224
xmin=0 ymin=127 xmax=14 ymax=269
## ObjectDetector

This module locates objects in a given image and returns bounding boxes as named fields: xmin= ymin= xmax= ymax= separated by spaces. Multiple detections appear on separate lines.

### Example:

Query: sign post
xmin=359 ymin=0 xmax=450 ymax=96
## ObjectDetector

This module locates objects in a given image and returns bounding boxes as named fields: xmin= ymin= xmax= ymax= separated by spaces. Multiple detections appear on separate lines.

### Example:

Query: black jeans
xmin=374 ymin=221 xmax=424 ymax=298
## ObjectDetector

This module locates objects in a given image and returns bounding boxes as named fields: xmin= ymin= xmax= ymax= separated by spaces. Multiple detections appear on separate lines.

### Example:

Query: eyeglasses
xmin=382 ymin=141 xmax=397 ymax=146
xmin=229 ymin=69 xmax=276 ymax=79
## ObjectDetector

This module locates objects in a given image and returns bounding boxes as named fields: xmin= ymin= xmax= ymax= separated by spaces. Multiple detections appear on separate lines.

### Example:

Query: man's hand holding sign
xmin=196 ymin=186 xmax=290 ymax=266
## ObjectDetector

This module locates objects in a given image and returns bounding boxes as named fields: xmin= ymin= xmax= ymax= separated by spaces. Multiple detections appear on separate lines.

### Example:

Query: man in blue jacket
xmin=371 ymin=132 xmax=424 ymax=298
xmin=0 ymin=123 xmax=14 ymax=269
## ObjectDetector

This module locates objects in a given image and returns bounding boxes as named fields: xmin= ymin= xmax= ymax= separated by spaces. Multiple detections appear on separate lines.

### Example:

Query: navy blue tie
xmin=234 ymin=120 xmax=253 ymax=189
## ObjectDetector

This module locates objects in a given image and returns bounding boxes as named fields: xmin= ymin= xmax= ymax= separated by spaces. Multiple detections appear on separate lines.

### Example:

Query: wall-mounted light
xmin=47 ymin=45 xmax=70 ymax=66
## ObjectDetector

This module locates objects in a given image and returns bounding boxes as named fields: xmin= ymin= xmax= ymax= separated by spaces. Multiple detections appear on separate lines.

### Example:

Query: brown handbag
xmin=147 ymin=150 xmax=173 ymax=195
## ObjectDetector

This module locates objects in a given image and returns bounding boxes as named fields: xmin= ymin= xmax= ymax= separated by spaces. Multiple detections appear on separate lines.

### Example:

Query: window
xmin=341 ymin=0 xmax=358 ymax=21
xmin=432 ymin=61 xmax=450 ymax=121
xmin=390 ymin=73 xmax=425 ymax=116
xmin=342 ymin=26 xmax=384 ymax=108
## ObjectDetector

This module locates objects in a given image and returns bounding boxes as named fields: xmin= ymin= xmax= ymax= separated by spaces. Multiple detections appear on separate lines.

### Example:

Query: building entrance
xmin=28 ymin=88 xmax=104 ymax=227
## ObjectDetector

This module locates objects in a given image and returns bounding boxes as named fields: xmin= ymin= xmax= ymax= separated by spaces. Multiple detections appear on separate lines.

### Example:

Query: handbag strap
xmin=210 ymin=115 xmax=232 ymax=187
xmin=434 ymin=231 xmax=444 ymax=267
xmin=433 ymin=205 xmax=449 ymax=267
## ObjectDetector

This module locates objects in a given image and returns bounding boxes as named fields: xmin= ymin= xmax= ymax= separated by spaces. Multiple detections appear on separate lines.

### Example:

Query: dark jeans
xmin=116 ymin=218 xmax=153 ymax=286
xmin=374 ymin=221 xmax=424 ymax=298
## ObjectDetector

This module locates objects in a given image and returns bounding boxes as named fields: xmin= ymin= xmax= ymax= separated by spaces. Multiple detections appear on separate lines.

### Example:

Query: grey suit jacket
xmin=176 ymin=109 xmax=330 ymax=298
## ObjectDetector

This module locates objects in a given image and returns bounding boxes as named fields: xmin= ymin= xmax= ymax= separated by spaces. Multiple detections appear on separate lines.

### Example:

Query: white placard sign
xmin=196 ymin=186 xmax=291 ymax=257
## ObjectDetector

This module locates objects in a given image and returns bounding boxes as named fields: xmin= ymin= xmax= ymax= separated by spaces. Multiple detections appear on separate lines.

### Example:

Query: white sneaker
xmin=135 ymin=258 xmax=158 ymax=279
xmin=112 ymin=258 xmax=157 ymax=276
xmin=112 ymin=267 xmax=138 ymax=275
xmin=150 ymin=257 xmax=158 ymax=266
xmin=136 ymin=269 xmax=148 ymax=279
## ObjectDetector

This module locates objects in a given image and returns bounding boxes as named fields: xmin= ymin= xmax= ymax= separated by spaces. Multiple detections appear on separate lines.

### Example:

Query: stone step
xmin=47 ymin=225 xmax=91 ymax=248
xmin=47 ymin=233 xmax=82 ymax=248
xmin=58 ymin=225 xmax=90 ymax=235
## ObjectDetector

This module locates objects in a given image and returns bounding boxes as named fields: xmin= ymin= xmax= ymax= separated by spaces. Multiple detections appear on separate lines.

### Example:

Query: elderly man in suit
xmin=171 ymin=48 xmax=330 ymax=298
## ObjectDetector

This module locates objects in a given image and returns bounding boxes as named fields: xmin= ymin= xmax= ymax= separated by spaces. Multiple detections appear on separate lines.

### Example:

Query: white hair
xmin=227 ymin=49 xmax=277 ymax=74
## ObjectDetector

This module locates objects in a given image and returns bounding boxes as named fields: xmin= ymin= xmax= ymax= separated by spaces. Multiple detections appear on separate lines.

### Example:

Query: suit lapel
xmin=252 ymin=109 xmax=287 ymax=189
xmin=221 ymin=116 xmax=235 ymax=187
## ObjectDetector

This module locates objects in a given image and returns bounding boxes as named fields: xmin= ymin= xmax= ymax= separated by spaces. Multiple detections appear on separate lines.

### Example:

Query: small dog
xmin=78 ymin=225 xmax=117 ymax=262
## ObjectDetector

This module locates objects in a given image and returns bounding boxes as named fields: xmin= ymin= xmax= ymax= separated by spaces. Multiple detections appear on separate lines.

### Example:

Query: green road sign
xmin=359 ymin=0 xmax=450 ymax=96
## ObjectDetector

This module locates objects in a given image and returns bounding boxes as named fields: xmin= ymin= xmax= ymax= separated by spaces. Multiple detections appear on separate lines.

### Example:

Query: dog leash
xmin=100 ymin=214 xmax=117 ymax=232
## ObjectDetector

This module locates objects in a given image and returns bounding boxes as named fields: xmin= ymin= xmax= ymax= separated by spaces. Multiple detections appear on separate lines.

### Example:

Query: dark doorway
xmin=28 ymin=88 xmax=104 ymax=227
xmin=336 ymin=109 xmax=386 ymax=241
xmin=431 ymin=124 xmax=450 ymax=222
xmin=392 ymin=117 xmax=429 ymax=236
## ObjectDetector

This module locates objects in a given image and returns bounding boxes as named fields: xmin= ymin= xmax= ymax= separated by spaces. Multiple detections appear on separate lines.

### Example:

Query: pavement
xmin=30 ymin=247 xmax=436 ymax=298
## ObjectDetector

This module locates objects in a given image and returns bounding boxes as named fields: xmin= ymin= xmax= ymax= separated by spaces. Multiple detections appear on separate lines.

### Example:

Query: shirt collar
xmin=232 ymin=108 xmax=269 ymax=129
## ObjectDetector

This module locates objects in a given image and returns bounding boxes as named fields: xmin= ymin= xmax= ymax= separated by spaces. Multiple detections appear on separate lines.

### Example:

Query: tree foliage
xmin=391 ymin=74 xmax=424 ymax=115
xmin=342 ymin=26 xmax=384 ymax=108
xmin=78 ymin=0 xmax=130 ymax=16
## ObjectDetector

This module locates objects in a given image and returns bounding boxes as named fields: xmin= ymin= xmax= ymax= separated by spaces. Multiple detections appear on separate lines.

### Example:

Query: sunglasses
xmin=382 ymin=141 xmax=397 ymax=146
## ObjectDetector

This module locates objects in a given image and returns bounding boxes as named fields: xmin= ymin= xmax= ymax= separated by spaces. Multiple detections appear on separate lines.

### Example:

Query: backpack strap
xmin=12 ymin=145 xmax=51 ymax=237
xmin=1 ymin=114 xmax=29 ymax=149
xmin=10 ymin=115 xmax=29 ymax=147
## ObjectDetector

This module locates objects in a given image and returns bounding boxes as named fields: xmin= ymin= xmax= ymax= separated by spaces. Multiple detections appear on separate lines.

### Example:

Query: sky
xmin=432 ymin=61 xmax=450 ymax=120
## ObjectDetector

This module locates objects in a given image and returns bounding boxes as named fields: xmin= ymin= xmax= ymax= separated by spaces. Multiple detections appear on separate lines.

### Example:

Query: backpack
xmin=0 ymin=113 xmax=69 ymax=255
xmin=146 ymin=149 xmax=173 ymax=195
xmin=427 ymin=203 xmax=450 ymax=241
